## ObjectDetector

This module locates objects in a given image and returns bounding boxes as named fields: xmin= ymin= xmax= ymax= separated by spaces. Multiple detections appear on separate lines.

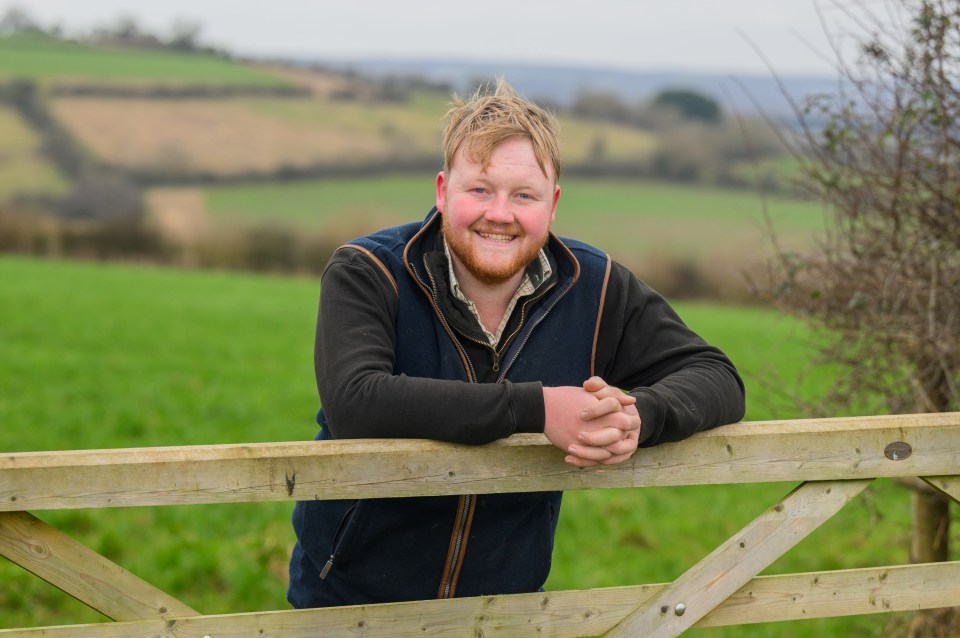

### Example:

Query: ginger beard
xmin=441 ymin=212 xmax=548 ymax=286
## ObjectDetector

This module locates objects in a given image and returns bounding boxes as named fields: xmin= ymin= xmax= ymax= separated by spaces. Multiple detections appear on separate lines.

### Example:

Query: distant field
xmin=196 ymin=175 xmax=824 ymax=278
xmin=0 ymin=104 xmax=69 ymax=199
xmin=0 ymin=34 xmax=291 ymax=87
xmin=0 ymin=255 xmax=940 ymax=636
xmin=50 ymin=95 xmax=444 ymax=175
xmin=51 ymin=91 xmax=658 ymax=177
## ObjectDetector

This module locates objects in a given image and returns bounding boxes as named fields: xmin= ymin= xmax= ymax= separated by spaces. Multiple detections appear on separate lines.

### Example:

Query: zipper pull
xmin=320 ymin=556 xmax=334 ymax=580
xmin=492 ymin=351 xmax=500 ymax=372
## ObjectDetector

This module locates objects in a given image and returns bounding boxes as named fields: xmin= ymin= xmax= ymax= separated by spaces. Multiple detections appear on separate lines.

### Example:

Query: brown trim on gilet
xmin=337 ymin=244 xmax=399 ymax=297
xmin=590 ymin=254 xmax=612 ymax=377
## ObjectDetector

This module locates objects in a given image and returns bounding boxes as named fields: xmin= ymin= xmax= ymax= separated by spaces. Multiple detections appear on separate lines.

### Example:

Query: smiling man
xmin=288 ymin=79 xmax=745 ymax=608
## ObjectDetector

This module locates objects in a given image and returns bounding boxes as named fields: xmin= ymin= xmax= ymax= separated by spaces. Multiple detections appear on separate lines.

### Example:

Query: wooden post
xmin=604 ymin=479 xmax=873 ymax=638
xmin=0 ymin=511 xmax=198 ymax=621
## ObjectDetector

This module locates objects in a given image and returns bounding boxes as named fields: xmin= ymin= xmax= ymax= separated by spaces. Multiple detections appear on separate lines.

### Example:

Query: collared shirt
xmin=443 ymin=239 xmax=553 ymax=346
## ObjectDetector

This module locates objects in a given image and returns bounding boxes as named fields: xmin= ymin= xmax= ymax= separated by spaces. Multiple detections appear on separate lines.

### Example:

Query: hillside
xmin=0 ymin=33 xmax=293 ymax=88
xmin=0 ymin=33 xmax=789 ymax=185
xmin=0 ymin=35 xmax=668 ymax=183
xmin=0 ymin=32 xmax=807 ymax=300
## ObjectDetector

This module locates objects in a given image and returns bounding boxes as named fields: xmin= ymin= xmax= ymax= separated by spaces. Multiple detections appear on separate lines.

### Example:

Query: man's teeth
xmin=478 ymin=232 xmax=513 ymax=242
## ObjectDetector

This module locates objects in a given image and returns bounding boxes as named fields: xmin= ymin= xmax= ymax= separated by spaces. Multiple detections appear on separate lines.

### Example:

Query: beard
xmin=441 ymin=214 xmax=547 ymax=286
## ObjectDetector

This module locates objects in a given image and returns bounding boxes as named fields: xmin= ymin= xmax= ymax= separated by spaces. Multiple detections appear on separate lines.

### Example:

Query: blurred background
xmin=0 ymin=0 xmax=869 ymax=300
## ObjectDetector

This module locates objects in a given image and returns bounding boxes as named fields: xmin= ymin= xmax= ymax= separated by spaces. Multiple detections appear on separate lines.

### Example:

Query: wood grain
xmin=1 ymin=563 xmax=958 ymax=637
xmin=0 ymin=511 xmax=198 ymax=621
xmin=1 ymin=413 xmax=958 ymax=511
xmin=605 ymin=479 xmax=873 ymax=637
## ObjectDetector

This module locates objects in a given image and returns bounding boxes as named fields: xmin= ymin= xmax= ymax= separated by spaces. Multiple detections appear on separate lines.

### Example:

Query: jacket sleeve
xmin=314 ymin=248 xmax=545 ymax=444
xmin=595 ymin=262 xmax=746 ymax=447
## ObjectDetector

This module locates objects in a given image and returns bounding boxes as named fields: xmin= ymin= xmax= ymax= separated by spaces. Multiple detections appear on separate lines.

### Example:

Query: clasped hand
xmin=543 ymin=376 xmax=641 ymax=467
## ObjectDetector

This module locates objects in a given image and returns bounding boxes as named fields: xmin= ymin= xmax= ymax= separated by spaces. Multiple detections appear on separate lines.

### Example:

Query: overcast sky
xmin=3 ymin=0 xmax=902 ymax=75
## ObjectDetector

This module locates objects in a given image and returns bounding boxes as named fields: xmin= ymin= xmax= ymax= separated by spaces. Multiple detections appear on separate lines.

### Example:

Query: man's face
xmin=436 ymin=137 xmax=560 ymax=288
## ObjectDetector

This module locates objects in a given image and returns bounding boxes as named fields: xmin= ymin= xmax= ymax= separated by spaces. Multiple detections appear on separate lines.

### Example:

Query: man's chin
xmin=460 ymin=254 xmax=528 ymax=286
xmin=469 ymin=268 xmax=524 ymax=286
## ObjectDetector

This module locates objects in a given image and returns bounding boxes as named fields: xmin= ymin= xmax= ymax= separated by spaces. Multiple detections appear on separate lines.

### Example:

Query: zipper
xmin=319 ymin=502 xmax=360 ymax=581
xmin=497 ymin=278 xmax=572 ymax=382
xmin=439 ymin=494 xmax=473 ymax=599
xmin=422 ymin=264 xmax=477 ymax=381
xmin=416 ymin=255 xmax=560 ymax=599
xmin=426 ymin=263 xmax=555 ymax=374
xmin=422 ymin=262 xmax=478 ymax=599
xmin=491 ymin=282 xmax=555 ymax=372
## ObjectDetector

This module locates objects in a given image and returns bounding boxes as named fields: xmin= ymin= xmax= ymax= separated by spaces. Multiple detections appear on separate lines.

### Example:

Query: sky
xmin=1 ymin=0 xmax=902 ymax=76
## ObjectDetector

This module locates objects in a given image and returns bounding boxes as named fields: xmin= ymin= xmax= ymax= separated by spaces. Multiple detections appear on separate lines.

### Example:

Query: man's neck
xmin=449 ymin=259 xmax=525 ymax=335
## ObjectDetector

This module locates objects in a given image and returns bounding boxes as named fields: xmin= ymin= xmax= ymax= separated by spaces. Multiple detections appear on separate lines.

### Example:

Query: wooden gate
xmin=1 ymin=412 xmax=958 ymax=636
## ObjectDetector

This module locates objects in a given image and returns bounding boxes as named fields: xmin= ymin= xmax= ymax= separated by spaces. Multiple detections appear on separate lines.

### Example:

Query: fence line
xmin=1 ymin=412 xmax=958 ymax=636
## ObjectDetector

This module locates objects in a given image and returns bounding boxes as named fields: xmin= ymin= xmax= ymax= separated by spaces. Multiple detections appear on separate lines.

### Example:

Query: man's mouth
xmin=477 ymin=231 xmax=515 ymax=243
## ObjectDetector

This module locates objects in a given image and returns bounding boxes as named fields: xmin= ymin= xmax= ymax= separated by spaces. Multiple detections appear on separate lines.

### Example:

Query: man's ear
xmin=550 ymin=184 xmax=561 ymax=225
xmin=435 ymin=171 xmax=447 ymax=213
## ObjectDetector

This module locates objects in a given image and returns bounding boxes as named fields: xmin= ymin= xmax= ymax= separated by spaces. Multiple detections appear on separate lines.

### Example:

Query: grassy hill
xmin=44 ymin=91 xmax=659 ymax=179
xmin=0 ymin=32 xmax=804 ymax=303
xmin=0 ymin=33 xmax=781 ymax=188
xmin=0 ymin=102 xmax=68 ymax=199
xmin=0 ymin=33 xmax=293 ymax=87
xmin=0 ymin=34 xmax=662 ymax=180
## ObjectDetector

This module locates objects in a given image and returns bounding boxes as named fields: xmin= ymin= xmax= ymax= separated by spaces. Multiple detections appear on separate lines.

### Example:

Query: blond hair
xmin=441 ymin=78 xmax=561 ymax=180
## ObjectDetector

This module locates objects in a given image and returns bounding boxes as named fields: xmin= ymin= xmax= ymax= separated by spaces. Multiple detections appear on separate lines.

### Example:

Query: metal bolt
xmin=884 ymin=441 xmax=912 ymax=461
xmin=675 ymin=603 xmax=686 ymax=616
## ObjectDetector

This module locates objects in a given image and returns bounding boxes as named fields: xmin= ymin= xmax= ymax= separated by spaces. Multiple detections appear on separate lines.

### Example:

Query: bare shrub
xmin=767 ymin=0 xmax=960 ymax=415
xmin=59 ymin=173 xmax=143 ymax=221
xmin=762 ymin=2 xmax=960 ymax=631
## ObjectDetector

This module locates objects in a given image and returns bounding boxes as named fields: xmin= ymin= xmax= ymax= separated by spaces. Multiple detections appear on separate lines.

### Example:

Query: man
xmin=288 ymin=80 xmax=745 ymax=608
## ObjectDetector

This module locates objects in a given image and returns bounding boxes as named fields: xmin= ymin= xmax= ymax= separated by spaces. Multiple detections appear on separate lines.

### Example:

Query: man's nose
xmin=484 ymin=196 xmax=514 ymax=223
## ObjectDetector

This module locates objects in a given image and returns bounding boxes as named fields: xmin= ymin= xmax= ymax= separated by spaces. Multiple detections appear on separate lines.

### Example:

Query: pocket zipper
xmin=320 ymin=502 xmax=359 ymax=580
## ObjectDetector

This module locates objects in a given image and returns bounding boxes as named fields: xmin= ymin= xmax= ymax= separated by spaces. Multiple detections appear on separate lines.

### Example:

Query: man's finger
xmin=589 ymin=410 xmax=641 ymax=432
xmin=566 ymin=444 xmax=613 ymax=462
xmin=579 ymin=396 xmax=624 ymax=420
xmin=565 ymin=455 xmax=601 ymax=468
xmin=582 ymin=376 xmax=607 ymax=393
xmin=599 ymin=451 xmax=636 ymax=466
xmin=592 ymin=386 xmax=637 ymax=407
xmin=603 ymin=434 xmax=639 ymax=456
xmin=577 ymin=426 xmax=625 ymax=447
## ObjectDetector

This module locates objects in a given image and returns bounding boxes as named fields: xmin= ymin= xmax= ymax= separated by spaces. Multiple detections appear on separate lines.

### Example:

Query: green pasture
xmin=0 ymin=104 xmax=69 ymax=199
xmin=202 ymin=175 xmax=825 ymax=265
xmin=0 ymin=255 xmax=946 ymax=635
xmin=0 ymin=34 xmax=291 ymax=87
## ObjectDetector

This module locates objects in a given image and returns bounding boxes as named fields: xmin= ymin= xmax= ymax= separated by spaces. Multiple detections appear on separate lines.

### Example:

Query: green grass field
xmin=0 ymin=255 xmax=948 ymax=635
xmin=0 ymin=33 xmax=292 ymax=87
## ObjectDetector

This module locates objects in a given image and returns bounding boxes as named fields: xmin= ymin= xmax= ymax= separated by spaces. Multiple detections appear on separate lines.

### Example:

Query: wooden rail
xmin=1 ymin=412 xmax=958 ymax=636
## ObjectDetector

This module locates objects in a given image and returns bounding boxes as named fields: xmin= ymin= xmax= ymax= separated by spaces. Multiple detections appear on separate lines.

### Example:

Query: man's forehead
xmin=451 ymin=140 xmax=553 ymax=181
